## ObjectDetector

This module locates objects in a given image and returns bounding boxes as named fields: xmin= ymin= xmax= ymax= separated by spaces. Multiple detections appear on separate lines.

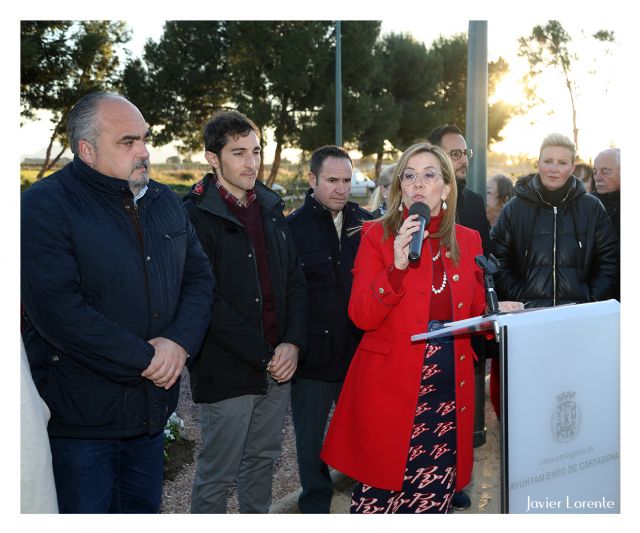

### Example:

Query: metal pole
xmin=467 ymin=20 xmax=489 ymax=453
xmin=466 ymin=21 xmax=488 ymax=198
xmin=335 ymin=21 xmax=342 ymax=146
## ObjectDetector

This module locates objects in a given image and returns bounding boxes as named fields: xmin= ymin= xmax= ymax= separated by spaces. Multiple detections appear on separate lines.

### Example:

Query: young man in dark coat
xmin=286 ymin=145 xmax=372 ymax=513
xmin=21 ymin=92 xmax=214 ymax=513
xmin=428 ymin=124 xmax=492 ymax=510
xmin=184 ymin=110 xmax=307 ymax=513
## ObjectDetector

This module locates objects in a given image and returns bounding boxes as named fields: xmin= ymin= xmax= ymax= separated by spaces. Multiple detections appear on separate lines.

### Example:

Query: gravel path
xmin=159 ymin=370 xmax=301 ymax=514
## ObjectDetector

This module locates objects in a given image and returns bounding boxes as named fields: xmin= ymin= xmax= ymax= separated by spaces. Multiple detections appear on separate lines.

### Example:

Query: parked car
xmin=266 ymin=182 xmax=287 ymax=196
xmin=350 ymin=169 xmax=376 ymax=196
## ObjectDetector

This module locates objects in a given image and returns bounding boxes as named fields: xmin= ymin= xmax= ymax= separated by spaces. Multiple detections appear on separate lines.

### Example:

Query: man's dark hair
xmin=309 ymin=145 xmax=352 ymax=177
xmin=204 ymin=110 xmax=260 ymax=157
xmin=67 ymin=91 xmax=125 ymax=154
xmin=427 ymin=124 xmax=464 ymax=147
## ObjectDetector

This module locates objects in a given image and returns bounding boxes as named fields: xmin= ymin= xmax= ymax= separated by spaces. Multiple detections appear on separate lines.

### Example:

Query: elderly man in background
xmin=592 ymin=148 xmax=621 ymax=300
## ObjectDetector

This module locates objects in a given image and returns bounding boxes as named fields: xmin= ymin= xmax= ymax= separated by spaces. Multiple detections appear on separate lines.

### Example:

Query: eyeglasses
xmin=401 ymin=170 xmax=443 ymax=185
xmin=448 ymin=148 xmax=473 ymax=161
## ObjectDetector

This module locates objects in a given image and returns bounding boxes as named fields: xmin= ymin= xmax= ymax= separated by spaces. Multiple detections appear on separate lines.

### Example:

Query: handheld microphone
xmin=407 ymin=202 xmax=431 ymax=263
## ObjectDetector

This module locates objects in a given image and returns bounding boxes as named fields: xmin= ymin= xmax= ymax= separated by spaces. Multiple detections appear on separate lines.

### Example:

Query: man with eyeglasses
xmin=428 ymin=124 xmax=491 ymax=512
xmin=592 ymin=148 xmax=620 ymax=300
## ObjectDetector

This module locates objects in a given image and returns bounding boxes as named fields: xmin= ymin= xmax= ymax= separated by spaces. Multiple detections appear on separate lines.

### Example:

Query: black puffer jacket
xmin=490 ymin=174 xmax=618 ymax=308
xmin=184 ymin=175 xmax=307 ymax=403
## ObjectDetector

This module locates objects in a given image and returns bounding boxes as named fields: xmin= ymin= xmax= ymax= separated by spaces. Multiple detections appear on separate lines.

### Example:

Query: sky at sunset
xmin=17 ymin=9 xmax=629 ymax=166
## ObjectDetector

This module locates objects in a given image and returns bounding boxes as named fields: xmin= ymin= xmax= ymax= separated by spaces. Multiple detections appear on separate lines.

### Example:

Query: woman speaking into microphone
xmin=320 ymin=141 xmax=520 ymax=514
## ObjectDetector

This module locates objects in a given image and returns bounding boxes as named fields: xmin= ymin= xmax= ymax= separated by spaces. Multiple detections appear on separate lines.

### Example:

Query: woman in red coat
xmin=321 ymin=142 xmax=520 ymax=513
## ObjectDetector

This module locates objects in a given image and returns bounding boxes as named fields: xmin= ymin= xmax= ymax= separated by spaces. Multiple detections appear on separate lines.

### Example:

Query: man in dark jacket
xmin=428 ymin=124 xmax=492 ymax=510
xmin=21 ymin=92 xmax=214 ymax=513
xmin=592 ymin=148 xmax=620 ymax=300
xmin=286 ymin=146 xmax=372 ymax=513
xmin=184 ymin=110 xmax=307 ymax=513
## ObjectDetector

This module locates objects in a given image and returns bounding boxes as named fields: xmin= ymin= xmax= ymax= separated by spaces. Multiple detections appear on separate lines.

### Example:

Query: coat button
xmin=248 ymin=253 xmax=252 ymax=258
xmin=52 ymin=355 xmax=59 ymax=362
xmin=460 ymin=406 xmax=467 ymax=412
xmin=457 ymin=302 xmax=463 ymax=309
xmin=452 ymin=274 xmax=460 ymax=282
xmin=153 ymin=312 xmax=160 ymax=319
xmin=146 ymin=256 xmax=151 ymax=262
xmin=255 ymin=298 xmax=260 ymax=303
xmin=459 ymin=380 xmax=466 ymax=387
xmin=445 ymin=251 xmax=451 ymax=258
xmin=459 ymin=354 xmax=466 ymax=361
xmin=378 ymin=287 xmax=385 ymax=294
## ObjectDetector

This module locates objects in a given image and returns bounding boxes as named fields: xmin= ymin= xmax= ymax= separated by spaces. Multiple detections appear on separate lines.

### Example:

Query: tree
xmin=226 ymin=21 xmax=334 ymax=185
xmin=518 ymin=20 xmax=615 ymax=154
xmin=299 ymin=22 xmax=384 ymax=162
xmin=21 ymin=21 xmax=131 ymax=179
xmin=121 ymin=21 xmax=230 ymax=155
xmin=124 ymin=21 xmax=334 ymax=185
xmin=423 ymin=34 xmax=514 ymax=147
xmin=357 ymin=33 xmax=516 ymax=178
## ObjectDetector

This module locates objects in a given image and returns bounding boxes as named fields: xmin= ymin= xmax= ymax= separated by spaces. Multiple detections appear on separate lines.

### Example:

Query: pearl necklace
xmin=431 ymin=241 xmax=447 ymax=294
xmin=432 ymin=271 xmax=448 ymax=294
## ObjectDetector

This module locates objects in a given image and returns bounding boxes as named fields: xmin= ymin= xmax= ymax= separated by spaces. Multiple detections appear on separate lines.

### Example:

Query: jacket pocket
xmin=300 ymin=249 xmax=337 ymax=288
xmin=357 ymin=335 xmax=392 ymax=356
xmin=299 ymin=321 xmax=332 ymax=371
xmin=45 ymin=354 xmax=126 ymax=429
xmin=163 ymin=229 xmax=187 ymax=240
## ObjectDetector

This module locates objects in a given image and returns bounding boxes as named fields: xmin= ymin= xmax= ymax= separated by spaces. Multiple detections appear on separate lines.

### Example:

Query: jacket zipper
xmin=535 ymin=187 xmax=571 ymax=307
xmin=552 ymin=206 xmax=557 ymax=306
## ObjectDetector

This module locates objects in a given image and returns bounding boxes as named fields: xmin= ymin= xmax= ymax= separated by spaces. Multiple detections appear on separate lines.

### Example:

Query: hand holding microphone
xmin=393 ymin=202 xmax=432 ymax=270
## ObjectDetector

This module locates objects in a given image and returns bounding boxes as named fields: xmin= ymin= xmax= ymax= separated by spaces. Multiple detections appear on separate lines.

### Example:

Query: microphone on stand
xmin=475 ymin=254 xmax=501 ymax=314
xmin=408 ymin=202 xmax=431 ymax=263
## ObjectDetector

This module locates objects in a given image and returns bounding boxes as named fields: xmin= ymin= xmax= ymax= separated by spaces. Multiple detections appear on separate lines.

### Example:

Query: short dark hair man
xmin=286 ymin=145 xmax=372 ymax=513
xmin=428 ymin=124 xmax=491 ymax=511
xmin=184 ymin=110 xmax=307 ymax=513
xmin=21 ymin=92 xmax=214 ymax=513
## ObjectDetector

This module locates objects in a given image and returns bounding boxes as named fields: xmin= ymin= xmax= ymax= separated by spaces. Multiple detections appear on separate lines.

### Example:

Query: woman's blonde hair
xmin=369 ymin=164 xmax=396 ymax=213
xmin=539 ymin=133 xmax=576 ymax=164
xmin=379 ymin=141 xmax=460 ymax=263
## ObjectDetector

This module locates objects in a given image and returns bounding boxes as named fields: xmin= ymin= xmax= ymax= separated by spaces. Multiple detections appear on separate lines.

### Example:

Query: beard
xmin=128 ymin=159 xmax=150 ymax=194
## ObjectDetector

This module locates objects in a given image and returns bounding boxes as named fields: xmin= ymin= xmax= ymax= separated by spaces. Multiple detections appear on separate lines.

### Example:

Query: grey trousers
xmin=191 ymin=379 xmax=291 ymax=513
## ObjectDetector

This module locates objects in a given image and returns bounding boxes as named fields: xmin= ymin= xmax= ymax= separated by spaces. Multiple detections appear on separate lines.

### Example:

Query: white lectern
xmin=412 ymin=300 xmax=620 ymax=514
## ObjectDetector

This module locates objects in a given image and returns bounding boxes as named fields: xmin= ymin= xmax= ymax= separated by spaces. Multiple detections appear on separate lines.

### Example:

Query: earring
xmin=442 ymin=199 xmax=448 ymax=211
xmin=398 ymin=200 xmax=404 ymax=212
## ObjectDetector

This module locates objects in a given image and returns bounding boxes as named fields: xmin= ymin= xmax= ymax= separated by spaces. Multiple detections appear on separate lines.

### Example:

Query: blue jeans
xmin=49 ymin=431 xmax=164 ymax=513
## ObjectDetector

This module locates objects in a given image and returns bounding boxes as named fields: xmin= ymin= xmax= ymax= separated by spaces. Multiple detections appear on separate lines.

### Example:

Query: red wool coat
xmin=320 ymin=220 xmax=486 ymax=492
